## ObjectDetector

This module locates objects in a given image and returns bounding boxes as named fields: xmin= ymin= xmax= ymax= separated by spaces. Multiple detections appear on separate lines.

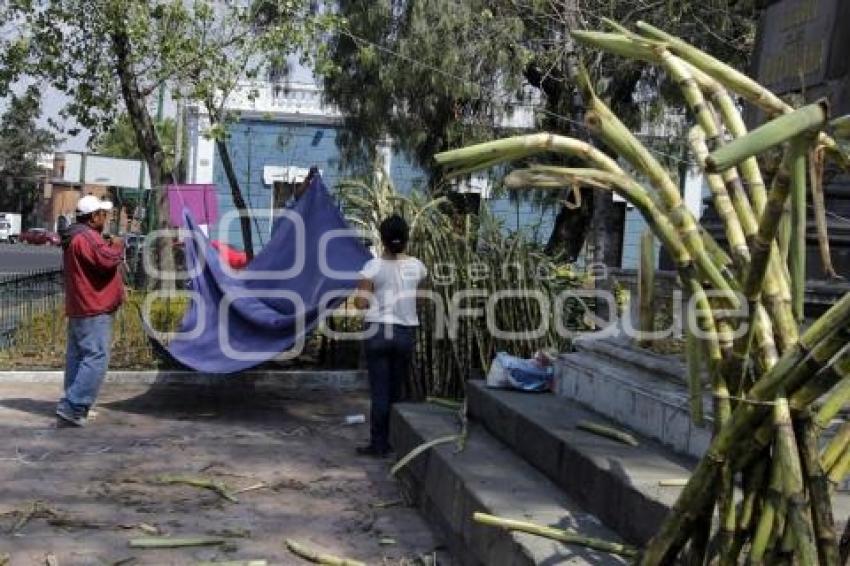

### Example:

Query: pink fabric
xmin=167 ymin=184 xmax=218 ymax=228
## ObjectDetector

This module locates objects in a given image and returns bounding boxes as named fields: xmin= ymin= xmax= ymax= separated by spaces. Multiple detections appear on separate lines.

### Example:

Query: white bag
xmin=486 ymin=355 xmax=511 ymax=388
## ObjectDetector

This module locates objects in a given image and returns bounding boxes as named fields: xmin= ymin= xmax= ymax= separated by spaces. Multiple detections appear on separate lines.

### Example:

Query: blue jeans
xmin=59 ymin=313 xmax=113 ymax=417
xmin=365 ymin=323 xmax=416 ymax=452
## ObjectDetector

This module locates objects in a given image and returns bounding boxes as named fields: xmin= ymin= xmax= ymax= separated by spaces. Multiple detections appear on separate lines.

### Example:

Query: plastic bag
xmin=488 ymin=351 xmax=554 ymax=392
xmin=486 ymin=354 xmax=512 ymax=388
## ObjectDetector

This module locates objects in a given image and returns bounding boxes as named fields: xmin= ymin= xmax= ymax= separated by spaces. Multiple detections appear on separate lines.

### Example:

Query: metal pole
xmin=173 ymin=96 xmax=184 ymax=183
xmin=156 ymin=83 xmax=165 ymax=122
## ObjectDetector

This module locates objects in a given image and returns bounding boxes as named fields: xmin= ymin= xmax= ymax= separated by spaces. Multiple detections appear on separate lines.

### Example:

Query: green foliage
xmin=0 ymin=85 xmax=57 ymax=213
xmin=321 ymin=1 xmax=759 ymax=176
xmin=318 ymin=2 xmax=760 ymax=257
xmin=323 ymin=0 xmax=531 ymax=173
xmin=0 ymin=0 xmax=334 ymax=169
xmin=144 ymin=0 xmax=337 ymax=126
xmin=0 ymin=0 xmax=337 ymax=261
xmin=91 ymin=113 xmax=177 ymax=170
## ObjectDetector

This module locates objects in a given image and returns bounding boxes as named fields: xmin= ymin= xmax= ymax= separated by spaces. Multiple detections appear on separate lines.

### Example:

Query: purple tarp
xmin=157 ymin=175 xmax=372 ymax=373
xmin=167 ymin=184 xmax=218 ymax=228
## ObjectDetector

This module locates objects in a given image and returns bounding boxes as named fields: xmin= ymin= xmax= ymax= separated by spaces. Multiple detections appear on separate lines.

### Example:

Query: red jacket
xmin=63 ymin=224 xmax=125 ymax=317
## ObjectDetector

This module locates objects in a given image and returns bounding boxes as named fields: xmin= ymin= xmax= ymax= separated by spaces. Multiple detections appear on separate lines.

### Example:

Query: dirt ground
xmin=0 ymin=381 xmax=447 ymax=565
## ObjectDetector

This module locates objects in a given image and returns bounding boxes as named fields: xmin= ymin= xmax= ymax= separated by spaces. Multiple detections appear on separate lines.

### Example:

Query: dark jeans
xmin=365 ymin=323 xmax=416 ymax=452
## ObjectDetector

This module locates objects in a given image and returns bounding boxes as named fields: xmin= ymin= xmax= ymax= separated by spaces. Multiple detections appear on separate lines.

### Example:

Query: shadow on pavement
xmin=0 ymin=397 xmax=55 ymax=419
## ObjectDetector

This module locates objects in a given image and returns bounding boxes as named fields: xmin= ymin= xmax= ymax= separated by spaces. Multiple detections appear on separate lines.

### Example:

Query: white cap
xmin=76 ymin=195 xmax=114 ymax=215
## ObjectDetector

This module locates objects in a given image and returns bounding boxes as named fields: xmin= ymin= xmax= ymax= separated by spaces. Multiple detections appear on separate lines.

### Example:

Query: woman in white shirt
xmin=354 ymin=214 xmax=427 ymax=457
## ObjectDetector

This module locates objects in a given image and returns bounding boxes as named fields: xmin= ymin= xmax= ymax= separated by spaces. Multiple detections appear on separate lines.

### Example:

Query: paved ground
xmin=0 ymin=244 xmax=62 ymax=274
xmin=0 ymin=382 xmax=445 ymax=565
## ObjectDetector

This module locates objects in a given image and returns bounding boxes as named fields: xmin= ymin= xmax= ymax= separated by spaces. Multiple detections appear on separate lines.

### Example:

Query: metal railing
xmin=0 ymin=266 xmax=360 ymax=370
xmin=0 ymin=265 xmax=185 ymax=368
xmin=0 ymin=268 xmax=64 ymax=349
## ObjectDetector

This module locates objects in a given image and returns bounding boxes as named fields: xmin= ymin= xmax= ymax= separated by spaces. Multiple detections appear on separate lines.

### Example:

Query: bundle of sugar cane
xmin=338 ymin=173 xmax=586 ymax=398
xmin=434 ymin=20 xmax=850 ymax=564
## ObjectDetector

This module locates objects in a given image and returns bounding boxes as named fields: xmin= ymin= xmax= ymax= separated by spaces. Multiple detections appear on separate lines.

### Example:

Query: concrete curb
xmin=467 ymin=381 xmax=850 ymax=543
xmin=0 ymin=369 xmax=368 ymax=390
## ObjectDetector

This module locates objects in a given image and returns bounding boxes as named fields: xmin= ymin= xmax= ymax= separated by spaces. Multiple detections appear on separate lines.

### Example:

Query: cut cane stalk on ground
xmin=472 ymin=512 xmax=639 ymax=558
xmin=151 ymin=474 xmax=238 ymax=503
xmin=284 ymin=539 xmax=366 ymax=566
xmin=128 ymin=536 xmax=226 ymax=548
xmin=390 ymin=434 xmax=463 ymax=477
xmin=576 ymin=420 xmax=639 ymax=447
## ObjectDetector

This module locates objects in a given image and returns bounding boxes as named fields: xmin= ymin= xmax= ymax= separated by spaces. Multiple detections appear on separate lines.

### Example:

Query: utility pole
xmin=156 ymin=83 xmax=165 ymax=122
xmin=142 ymin=83 xmax=174 ymax=290
xmin=173 ymin=94 xmax=184 ymax=184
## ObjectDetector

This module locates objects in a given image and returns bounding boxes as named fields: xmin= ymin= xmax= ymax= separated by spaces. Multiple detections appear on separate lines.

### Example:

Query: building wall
xmin=209 ymin=119 xmax=428 ymax=248
xmin=42 ymin=182 xmax=132 ymax=233
xmin=209 ymin=118 xmax=557 ymax=250
xmin=488 ymin=196 xmax=557 ymax=243
xmin=620 ymin=171 xmax=706 ymax=270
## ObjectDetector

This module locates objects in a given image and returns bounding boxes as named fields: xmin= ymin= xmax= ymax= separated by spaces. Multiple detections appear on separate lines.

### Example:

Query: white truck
xmin=0 ymin=213 xmax=22 ymax=243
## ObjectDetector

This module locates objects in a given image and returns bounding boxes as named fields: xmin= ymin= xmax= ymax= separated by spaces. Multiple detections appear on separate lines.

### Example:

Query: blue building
xmin=186 ymin=81 xmax=559 ymax=252
xmin=184 ymin=81 xmax=701 ymax=268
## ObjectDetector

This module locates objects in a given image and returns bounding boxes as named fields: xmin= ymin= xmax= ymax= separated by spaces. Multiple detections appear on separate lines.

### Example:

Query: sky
xmin=9 ymin=82 xmax=178 ymax=152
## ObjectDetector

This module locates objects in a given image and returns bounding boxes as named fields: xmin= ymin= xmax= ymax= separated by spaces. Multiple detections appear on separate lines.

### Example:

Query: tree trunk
xmin=109 ymin=14 xmax=175 ymax=290
xmin=545 ymin=187 xmax=593 ymax=260
xmin=214 ymin=137 xmax=254 ymax=260
xmin=532 ymin=0 xmax=625 ymax=266
xmin=590 ymin=187 xmax=617 ymax=266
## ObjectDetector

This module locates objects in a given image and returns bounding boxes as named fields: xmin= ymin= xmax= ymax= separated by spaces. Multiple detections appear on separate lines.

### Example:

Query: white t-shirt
xmin=359 ymin=256 xmax=428 ymax=326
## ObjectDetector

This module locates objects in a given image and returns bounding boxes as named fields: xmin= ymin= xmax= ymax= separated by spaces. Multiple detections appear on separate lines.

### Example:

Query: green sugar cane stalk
xmin=638 ymin=229 xmax=655 ymax=346
xmin=731 ymin=137 xmax=813 ymax=388
xmin=698 ymin=66 xmax=797 ymax=355
xmin=639 ymin=294 xmax=850 ymax=564
xmin=574 ymin=67 xmax=735 ymax=302
xmin=749 ymin=453 xmax=783 ymax=564
xmin=633 ymin=20 xmax=847 ymax=168
xmin=689 ymin=126 xmax=750 ymax=268
xmin=774 ymin=395 xmax=819 ymax=566
xmin=795 ymin=412 xmax=839 ymax=565
xmin=706 ymin=101 xmax=829 ymax=173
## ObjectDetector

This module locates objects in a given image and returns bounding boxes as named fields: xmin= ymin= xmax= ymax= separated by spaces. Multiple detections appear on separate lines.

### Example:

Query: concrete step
xmin=554 ymin=349 xmax=714 ymax=459
xmin=391 ymin=403 xmax=629 ymax=566
xmin=467 ymin=380 xmax=695 ymax=545
xmin=572 ymin=337 xmax=690 ymax=385
xmin=467 ymin=380 xmax=850 ymax=544
xmin=558 ymin=340 xmax=850 ymax=486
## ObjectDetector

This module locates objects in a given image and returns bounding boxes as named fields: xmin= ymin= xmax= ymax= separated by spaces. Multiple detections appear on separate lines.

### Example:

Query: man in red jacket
xmin=56 ymin=195 xmax=124 ymax=427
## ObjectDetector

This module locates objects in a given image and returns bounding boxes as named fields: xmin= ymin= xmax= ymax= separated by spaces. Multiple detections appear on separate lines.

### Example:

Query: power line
xmin=335 ymin=27 xmax=695 ymax=167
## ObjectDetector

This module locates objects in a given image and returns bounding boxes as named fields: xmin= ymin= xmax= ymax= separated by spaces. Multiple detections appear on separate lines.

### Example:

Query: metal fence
xmin=0 ymin=266 xmax=360 ymax=370
xmin=0 ymin=268 xmax=64 ymax=350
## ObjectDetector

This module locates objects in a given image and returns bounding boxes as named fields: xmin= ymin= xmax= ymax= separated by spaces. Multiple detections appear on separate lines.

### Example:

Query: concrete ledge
xmin=391 ymin=403 xmax=627 ymax=566
xmin=0 ymin=369 xmax=368 ymax=391
xmin=564 ymin=338 xmax=850 ymax=457
xmin=467 ymin=381 xmax=694 ymax=545
xmin=572 ymin=337 xmax=689 ymax=385
xmin=555 ymin=350 xmax=713 ymax=459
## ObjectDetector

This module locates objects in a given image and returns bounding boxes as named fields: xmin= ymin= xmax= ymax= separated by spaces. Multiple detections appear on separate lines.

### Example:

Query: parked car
xmin=20 ymin=228 xmax=60 ymax=246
